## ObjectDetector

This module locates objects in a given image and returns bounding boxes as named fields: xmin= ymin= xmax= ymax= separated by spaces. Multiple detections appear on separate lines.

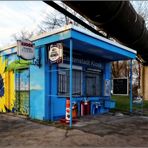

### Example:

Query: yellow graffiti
xmin=0 ymin=57 xmax=15 ymax=112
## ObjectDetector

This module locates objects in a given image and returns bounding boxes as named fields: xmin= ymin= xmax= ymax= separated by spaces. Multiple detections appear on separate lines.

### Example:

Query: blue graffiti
xmin=0 ymin=75 xmax=4 ymax=97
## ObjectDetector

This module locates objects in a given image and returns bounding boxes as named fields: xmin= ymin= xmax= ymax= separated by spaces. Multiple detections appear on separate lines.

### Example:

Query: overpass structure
xmin=44 ymin=1 xmax=148 ymax=100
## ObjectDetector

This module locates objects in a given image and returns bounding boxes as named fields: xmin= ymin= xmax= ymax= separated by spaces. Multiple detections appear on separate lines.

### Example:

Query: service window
xmin=86 ymin=69 xmax=103 ymax=96
xmin=58 ymin=64 xmax=82 ymax=97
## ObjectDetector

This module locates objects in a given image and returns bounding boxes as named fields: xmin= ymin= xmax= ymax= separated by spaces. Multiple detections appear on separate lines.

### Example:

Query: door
xmin=86 ymin=76 xmax=96 ymax=96
xmin=15 ymin=69 xmax=30 ymax=115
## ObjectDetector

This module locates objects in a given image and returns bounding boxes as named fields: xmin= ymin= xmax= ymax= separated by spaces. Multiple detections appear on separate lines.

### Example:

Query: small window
xmin=58 ymin=71 xmax=67 ymax=94
xmin=58 ymin=64 xmax=82 ymax=97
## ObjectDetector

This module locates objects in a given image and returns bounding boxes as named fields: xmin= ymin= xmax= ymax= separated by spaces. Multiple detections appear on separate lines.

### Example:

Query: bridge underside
xmin=49 ymin=1 xmax=148 ymax=65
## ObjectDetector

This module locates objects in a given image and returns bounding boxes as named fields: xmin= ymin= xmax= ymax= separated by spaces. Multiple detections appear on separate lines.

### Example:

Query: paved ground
xmin=1 ymin=113 xmax=148 ymax=147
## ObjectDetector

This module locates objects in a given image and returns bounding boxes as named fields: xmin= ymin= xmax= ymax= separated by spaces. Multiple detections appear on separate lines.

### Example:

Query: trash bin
xmin=80 ymin=100 xmax=90 ymax=116
xmin=72 ymin=102 xmax=78 ymax=118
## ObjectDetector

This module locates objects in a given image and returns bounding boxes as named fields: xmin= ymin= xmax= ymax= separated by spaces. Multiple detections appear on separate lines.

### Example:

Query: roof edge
xmin=1 ymin=24 xmax=136 ymax=55
xmin=71 ymin=25 xmax=137 ymax=54
xmin=1 ymin=24 xmax=73 ymax=51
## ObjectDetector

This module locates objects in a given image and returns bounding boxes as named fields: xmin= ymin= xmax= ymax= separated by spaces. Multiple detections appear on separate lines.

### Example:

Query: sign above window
xmin=17 ymin=40 xmax=35 ymax=60
xmin=64 ymin=54 xmax=104 ymax=69
xmin=49 ymin=43 xmax=63 ymax=64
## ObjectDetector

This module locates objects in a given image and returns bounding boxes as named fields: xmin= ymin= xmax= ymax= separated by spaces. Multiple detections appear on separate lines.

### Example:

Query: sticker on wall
xmin=104 ymin=80 xmax=111 ymax=96
xmin=49 ymin=43 xmax=63 ymax=64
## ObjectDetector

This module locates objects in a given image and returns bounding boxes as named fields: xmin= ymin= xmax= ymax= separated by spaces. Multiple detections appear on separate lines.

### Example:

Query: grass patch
xmin=111 ymin=95 xmax=148 ymax=113
xmin=111 ymin=95 xmax=130 ymax=111
xmin=143 ymin=101 xmax=148 ymax=109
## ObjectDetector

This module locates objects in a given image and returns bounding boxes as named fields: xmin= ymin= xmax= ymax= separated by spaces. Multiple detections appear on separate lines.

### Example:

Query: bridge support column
xmin=142 ymin=66 xmax=148 ymax=100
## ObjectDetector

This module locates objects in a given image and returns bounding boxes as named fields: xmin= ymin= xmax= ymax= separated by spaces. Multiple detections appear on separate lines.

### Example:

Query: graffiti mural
xmin=0 ymin=57 xmax=15 ymax=112
xmin=15 ymin=69 xmax=30 ymax=115
xmin=0 ymin=54 xmax=31 ymax=115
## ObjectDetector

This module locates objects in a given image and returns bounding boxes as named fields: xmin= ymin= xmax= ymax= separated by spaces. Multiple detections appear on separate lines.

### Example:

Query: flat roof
xmin=1 ymin=24 xmax=136 ymax=54
xmin=1 ymin=24 xmax=136 ymax=61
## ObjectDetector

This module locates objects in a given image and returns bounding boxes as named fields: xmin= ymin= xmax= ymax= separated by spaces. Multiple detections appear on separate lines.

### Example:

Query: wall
xmin=0 ymin=52 xmax=33 ymax=114
xmin=49 ymin=58 xmax=110 ymax=120
xmin=30 ymin=45 xmax=50 ymax=120
xmin=0 ymin=46 xmax=113 ymax=120
xmin=0 ymin=45 xmax=50 ymax=120
xmin=104 ymin=62 xmax=111 ymax=97
xmin=142 ymin=66 xmax=148 ymax=100
xmin=0 ymin=54 xmax=16 ymax=112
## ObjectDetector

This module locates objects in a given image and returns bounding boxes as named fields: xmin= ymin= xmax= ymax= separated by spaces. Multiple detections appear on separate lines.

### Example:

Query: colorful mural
xmin=0 ymin=54 xmax=31 ymax=114
xmin=0 ymin=57 xmax=15 ymax=112
xmin=15 ymin=69 xmax=30 ymax=115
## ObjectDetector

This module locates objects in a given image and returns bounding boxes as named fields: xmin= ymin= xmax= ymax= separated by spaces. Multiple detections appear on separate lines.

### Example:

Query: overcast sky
xmin=0 ymin=1 xmax=142 ymax=48
xmin=0 ymin=1 xmax=54 ymax=48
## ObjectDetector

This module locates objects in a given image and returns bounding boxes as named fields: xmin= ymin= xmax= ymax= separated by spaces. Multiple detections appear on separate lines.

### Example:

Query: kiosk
xmin=0 ymin=25 xmax=136 ymax=126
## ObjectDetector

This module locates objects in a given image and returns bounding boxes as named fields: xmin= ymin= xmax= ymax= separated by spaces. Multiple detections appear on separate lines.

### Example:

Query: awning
xmin=33 ymin=25 xmax=136 ymax=61
xmin=5 ymin=59 xmax=31 ymax=71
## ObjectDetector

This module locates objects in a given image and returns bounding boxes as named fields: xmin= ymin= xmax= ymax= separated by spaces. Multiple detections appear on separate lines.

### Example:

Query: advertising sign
xmin=49 ymin=43 xmax=63 ymax=63
xmin=17 ymin=40 xmax=35 ymax=60
xmin=113 ymin=78 xmax=128 ymax=95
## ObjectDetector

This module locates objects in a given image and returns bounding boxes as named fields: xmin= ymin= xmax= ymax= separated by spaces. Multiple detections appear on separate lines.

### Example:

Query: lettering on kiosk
xmin=49 ymin=43 xmax=63 ymax=63
xmin=17 ymin=40 xmax=35 ymax=60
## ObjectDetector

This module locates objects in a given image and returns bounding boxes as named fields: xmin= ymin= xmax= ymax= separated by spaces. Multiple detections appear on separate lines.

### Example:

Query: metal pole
xmin=70 ymin=39 xmax=73 ymax=128
xmin=138 ymin=61 xmax=141 ymax=89
xmin=130 ymin=59 xmax=133 ymax=113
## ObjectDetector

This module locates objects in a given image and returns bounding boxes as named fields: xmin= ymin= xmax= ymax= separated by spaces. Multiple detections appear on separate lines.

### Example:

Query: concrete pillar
xmin=141 ymin=65 xmax=143 ymax=97
xmin=142 ymin=66 xmax=148 ymax=100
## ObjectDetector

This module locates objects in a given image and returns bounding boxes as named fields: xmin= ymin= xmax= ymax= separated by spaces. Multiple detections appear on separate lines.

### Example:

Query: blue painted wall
xmin=0 ymin=46 xmax=114 ymax=120
xmin=48 ymin=61 xmax=111 ymax=120
xmin=50 ymin=64 xmax=66 ymax=121
xmin=30 ymin=46 xmax=48 ymax=120
xmin=29 ymin=45 xmax=66 ymax=121
xmin=104 ymin=62 xmax=111 ymax=80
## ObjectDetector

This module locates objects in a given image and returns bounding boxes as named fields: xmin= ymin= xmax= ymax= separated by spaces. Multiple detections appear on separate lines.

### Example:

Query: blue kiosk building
xmin=0 ymin=25 xmax=136 ymax=126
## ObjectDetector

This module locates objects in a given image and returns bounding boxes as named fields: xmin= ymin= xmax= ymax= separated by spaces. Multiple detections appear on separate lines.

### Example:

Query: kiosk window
xmin=58 ymin=68 xmax=82 ymax=96
xmin=58 ymin=71 xmax=67 ymax=94
xmin=86 ymin=70 xmax=103 ymax=96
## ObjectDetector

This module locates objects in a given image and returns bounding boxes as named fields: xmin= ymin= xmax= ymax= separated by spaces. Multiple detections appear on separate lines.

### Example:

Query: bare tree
xmin=112 ymin=60 xmax=129 ymax=78
xmin=12 ymin=29 xmax=34 ymax=41
xmin=112 ymin=1 xmax=148 ymax=77
xmin=38 ymin=2 xmax=98 ymax=34
xmin=131 ymin=1 xmax=148 ymax=28
xmin=38 ymin=3 xmax=74 ymax=33
xmin=38 ymin=11 xmax=69 ymax=33
xmin=130 ymin=1 xmax=148 ymax=96
xmin=112 ymin=60 xmax=142 ymax=96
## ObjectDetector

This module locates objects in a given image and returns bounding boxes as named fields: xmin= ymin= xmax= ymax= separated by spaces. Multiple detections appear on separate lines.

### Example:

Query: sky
xmin=0 ymin=1 xmax=54 ymax=48
xmin=0 ymin=1 xmax=143 ymax=49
